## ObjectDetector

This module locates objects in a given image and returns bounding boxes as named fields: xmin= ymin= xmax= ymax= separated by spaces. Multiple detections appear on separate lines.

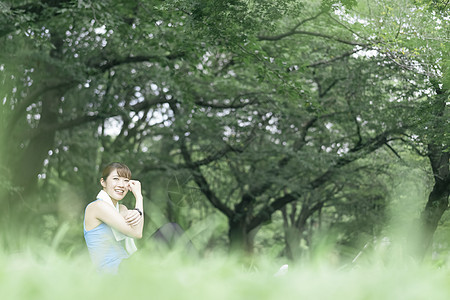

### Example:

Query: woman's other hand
xmin=125 ymin=209 xmax=143 ymax=226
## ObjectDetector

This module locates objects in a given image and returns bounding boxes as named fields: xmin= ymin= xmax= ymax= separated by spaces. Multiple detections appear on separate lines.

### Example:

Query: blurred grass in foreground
xmin=2 ymin=244 xmax=450 ymax=300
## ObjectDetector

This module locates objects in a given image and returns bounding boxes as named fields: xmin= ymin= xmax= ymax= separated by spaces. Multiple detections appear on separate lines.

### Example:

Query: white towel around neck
xmin=96 ymin=190 xmax=138 ymax=255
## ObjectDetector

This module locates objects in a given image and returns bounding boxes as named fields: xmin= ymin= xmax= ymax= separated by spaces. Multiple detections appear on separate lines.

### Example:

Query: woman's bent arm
xmin=93 ymin=201 xmax=143 ymax=239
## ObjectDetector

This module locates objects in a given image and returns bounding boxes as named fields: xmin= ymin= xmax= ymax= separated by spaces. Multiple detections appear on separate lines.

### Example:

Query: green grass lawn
xmin=2 ymin=245 xmax=450 ymax=300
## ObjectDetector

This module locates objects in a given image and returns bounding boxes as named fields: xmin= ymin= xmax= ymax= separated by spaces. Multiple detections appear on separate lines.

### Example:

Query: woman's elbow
xmin=131 ymin=231 xmax=142 ymax=239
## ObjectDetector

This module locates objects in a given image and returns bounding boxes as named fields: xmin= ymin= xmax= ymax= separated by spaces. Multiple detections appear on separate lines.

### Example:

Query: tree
xmin=1 ymin=0 xmax=447 ymax=260
xmin=0 ymin=0 xmax=190 ymax=209
xmin=158 ymin=0 xmax=420 ymax=254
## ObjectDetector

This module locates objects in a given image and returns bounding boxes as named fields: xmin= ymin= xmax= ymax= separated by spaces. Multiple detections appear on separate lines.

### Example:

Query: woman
xmin=84 ymin=162 xmax=144 ymax=274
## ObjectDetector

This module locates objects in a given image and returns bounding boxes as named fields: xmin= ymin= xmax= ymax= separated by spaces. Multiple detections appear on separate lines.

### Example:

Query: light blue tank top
xmin=84 ymin=200 xmax=129 ymax=274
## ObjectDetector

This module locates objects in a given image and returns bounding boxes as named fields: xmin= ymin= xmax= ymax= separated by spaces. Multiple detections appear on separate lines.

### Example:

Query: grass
xmin=2 ymin=243 xmax=450 ymax=300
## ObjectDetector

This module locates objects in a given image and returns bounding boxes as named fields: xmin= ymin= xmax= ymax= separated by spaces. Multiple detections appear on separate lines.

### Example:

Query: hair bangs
xmin=116 ymin=166 xmax=132 ymax=179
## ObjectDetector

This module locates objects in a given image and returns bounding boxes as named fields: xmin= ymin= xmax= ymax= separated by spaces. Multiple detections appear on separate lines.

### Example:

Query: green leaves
xmin=321 ymin=0 xmax=358 ymax=11
xmin=1 ymin=0 xmax=448 ymax=256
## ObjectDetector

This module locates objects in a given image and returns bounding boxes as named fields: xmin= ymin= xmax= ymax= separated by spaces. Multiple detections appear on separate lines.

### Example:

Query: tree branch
xmin=307 ymin=49 xmax=360 ymax=68
xmin=384 ymin=142 xmax=402 ymax=159
xmin=293 ymin=117 xmax=318 ymax=151
xmin=249 ymin=129 xmax=404 ymax=229
xmin=399 ymin=137 xmax=428 ymax=157
xmin=258 ymin=30 xmax=367 ymax=46
xmin=26 ymin=95 xmax=168 ymax=139
xmin=179 ymin=143 xmax=241 ymax=168
xmin=257 ymin=11 xmax=324 ymax=41
xmin=179 ymin=137 xmax=234 ymax=218
xmin=310 ymin=130 xmax=394 ymax=189
xmin=90 ymin=53 xmax=185 ymax=72
xmin=194 ymin=98 xmax=256 ymax=109
xmin=6 ymin=80 xmax=77 ymax=133
xmin=326 ymin=14 xmax=368 ymax=43
xmin=171 ymin=102 xmax=234 ymax=218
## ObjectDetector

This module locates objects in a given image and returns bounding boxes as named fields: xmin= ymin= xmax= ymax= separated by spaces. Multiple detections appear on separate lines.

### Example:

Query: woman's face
xmin=101 ymin=169 xmax=130 ymax=201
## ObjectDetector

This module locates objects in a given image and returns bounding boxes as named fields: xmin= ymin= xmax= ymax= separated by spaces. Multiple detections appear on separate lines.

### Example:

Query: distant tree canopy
xmin=0 ymin=0 xmax=448 ymax=259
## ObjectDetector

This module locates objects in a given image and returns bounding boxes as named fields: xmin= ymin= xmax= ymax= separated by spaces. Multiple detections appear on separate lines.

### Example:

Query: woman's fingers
xmin=125 ymin=211 xmax=139 ymax=221
xmin=125 ymin=210 xmax=142 ymax=226
xmin=128 ymin=180 xmax=142 ymax=195
xmin=128 ymin=218 xmax=142 ymax=226
xmin=126 ymin=217 xmax=141 ymax=226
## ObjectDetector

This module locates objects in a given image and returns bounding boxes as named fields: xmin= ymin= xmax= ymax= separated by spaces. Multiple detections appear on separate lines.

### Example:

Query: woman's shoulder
xmin=86 ymin=199 xmax=108 ymax=211
xmin=85 ymin=200 xmax=115 ymax=223
xmin=87 ymin=200 xmax=123 ymax=216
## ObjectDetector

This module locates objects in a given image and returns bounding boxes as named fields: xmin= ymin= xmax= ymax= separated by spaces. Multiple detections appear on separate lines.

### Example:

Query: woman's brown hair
xmin=101 ymin=162 xmax=131 ymax=180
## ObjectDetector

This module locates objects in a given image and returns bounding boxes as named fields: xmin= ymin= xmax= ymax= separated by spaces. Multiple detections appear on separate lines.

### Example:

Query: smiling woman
xmin=83 ymin=162 xmax=144 ymax=274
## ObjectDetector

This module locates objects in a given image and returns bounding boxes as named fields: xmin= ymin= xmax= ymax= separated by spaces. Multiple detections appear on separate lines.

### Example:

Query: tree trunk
xmin=2 ymin=30 xmax=68 ymax=212
xmin=282 ymin=201 xmax=324 ymax=261
xmin=412 ymin=88 xmax=449 ymax=260
xmin=228 ymin=217 xmax=256 ymax=254
xmin=13 ymin=93 xmax=59 ymax=192
xmin=413 ymin=147 xmax=449 ymax=260
xmin=284 ymin=226 xmax=302 ymax=260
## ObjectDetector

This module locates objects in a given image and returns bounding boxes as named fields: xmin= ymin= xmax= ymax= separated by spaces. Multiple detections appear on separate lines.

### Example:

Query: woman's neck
xmin=111 ymin=199 xmax=119 ymax=207
xmin=102 ymin=189 xmax=119 ymax=207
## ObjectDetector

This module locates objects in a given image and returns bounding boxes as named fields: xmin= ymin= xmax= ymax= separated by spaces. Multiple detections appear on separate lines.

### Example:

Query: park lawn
xmin=2 ymin=248 xmax=450 ymax=300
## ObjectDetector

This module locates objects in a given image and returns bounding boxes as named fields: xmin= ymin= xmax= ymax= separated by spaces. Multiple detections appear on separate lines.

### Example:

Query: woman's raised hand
xmin=128 ymin=180 xmax=142 ymax=198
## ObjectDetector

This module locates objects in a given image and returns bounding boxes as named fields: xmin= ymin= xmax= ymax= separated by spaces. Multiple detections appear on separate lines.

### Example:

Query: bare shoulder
xmin=85 ymin=201 xmax=106 ymax=231
xmin=86 ymin=200 xmax=113 ymax=214
xmin=86 ymin=200 xmax=100 ymax=209
xmin=85 ymin=200 xmax=98 ymax=212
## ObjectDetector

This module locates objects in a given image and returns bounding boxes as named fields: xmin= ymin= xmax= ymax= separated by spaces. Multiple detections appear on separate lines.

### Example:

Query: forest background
xmin=0 ymin=0 xmax=449 ymax=298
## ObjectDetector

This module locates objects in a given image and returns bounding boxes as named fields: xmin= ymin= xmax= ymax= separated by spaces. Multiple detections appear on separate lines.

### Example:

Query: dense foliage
xmin=0 ymin=0 xmax=448 ymax=263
